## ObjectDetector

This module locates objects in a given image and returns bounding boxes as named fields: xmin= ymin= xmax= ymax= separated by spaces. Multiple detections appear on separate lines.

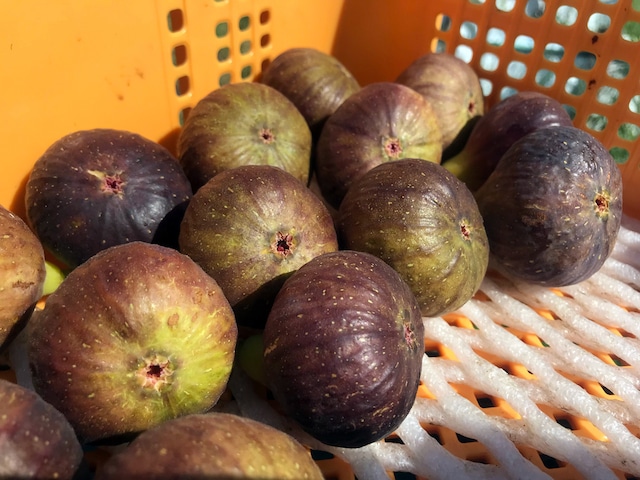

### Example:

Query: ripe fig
xmin=396 ymin=52 xmax=484 ymax=152
xmin=261 ymin=47 xmax=360 ymax=143
xmin=443 ymin=91 xmax=574 ymax=191
xmin=96 ymin=413 xmax=324 ymax=479
xmin=263 ymin=250 xmax=424 ymax=448
xmin=178 ymin=82 xmax=312 ymax=191
xmin=338 ymin=158 xmax=489 ymax=317
xmin=315 ymin=81 xmax=443 ymax=210
xmin=179 ymin=164 xmax=338 ymax=329
xmin=25 ymin=128 xmax=192 ymax=270
xmin=475 ymin=125 xmax=623 ymax=286
xmin=27 ymin=241 xmax=238 ymax=444
xmin=0 ymin=204 xmax=45 ymax=352
xmin=0 ymin=378 xmax=83 ymax=480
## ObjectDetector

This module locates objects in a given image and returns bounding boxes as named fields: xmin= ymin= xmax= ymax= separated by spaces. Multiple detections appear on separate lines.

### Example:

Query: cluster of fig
xmin=0 ymin=45 xmax=624 ymax=478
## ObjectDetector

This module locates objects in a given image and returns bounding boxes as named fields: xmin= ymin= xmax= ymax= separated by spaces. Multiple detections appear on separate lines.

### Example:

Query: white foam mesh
xmin=228 ymin=217 xmax=640 ymax=480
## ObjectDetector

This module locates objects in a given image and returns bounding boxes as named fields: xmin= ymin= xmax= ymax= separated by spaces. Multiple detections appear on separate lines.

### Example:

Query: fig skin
xmin=444 ymin=91 xmax=574 ymax=191
xmin=0 ymin=379 xmax=83 ymax=480
xmin=261 ymin=47 xmax=360 ymax=143
xmin=475 ymin=125 xmax=623 ymax=286
xmin=315 ymin=81 xmax=443 ymax=210
xmin=179 ymin=164 xmax=339 ymax=329
xmin=95 ymin=413 xmax=324 ymax=480
xmin=25 ymin=128 xmax=193 ymax=270
xmin=338 ymin=158 xmax=489 ymax=317
xmin=396 ymin=52 xmax=484 ymax=152
xmin=0 ymin=205 xmax=46 ymax=351
xmin=263 ymin=250 xmax=424 ymax=449
xmin=178 ymin=82 xmax=312 ymax=191
xmin=27 ymin=241 xmax=238 ymax=445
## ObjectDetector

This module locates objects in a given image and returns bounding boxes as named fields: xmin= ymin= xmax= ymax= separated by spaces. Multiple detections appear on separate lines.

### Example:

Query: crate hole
xmin=469 ymin=0 xmax=486 ymax=4
xmin=480 ymin=52 xmax=499 ymax=71
xmin=597 ymin=86 xmax=619 ymax=105
xmin=467 ymin=454 xmax=492 ymax=465
xmin=455 ymin=44 xmax=473 ymax=63
xmin=611 ymin=353 xmax=630 ymax=366
xmin=535 ymin=69 xmax=556 ymax=87
xmin=217 ymin=47 xmax=230 ymax=62
xmin=486 ymin=27 xmax=505 ymax=47
xmin=175 ymin=76 xmax=190 ymax=96
xmin=310 ymin=449 xmax=334 ymax=460
xmin=476 ymin=395 xmax=496 ymax=408
xmin=634 ymin=0 xmax=640 ymax=11
xmin=609 ymin=147 xmax=630 ymax=165
xmin=427 ymin=430 xmax=443 ymax=445
xmin=425 ymin=347 xmax=441 ymax=357
xmin=565 ymin=76 xmax=586 ymax=96
xmin=575 ymin=51 xmax=597 ymax=70
xmin=480 ymin=78 xmax=493 ymax=96
xmin=514 ymin=35 xmax=534 ymax=54
xmin=496 ymin=0 xmax=515 ymax=12
xmin=507 ymin=61 xmax=527 ymax=79
xmin=622 ymin=21 xmax=640 ymax=42
xmin=215 ymin=21 xmax=228 ymax=38
xmin=240 ymin=40 xmax=251 ymax=55
xmin=607 ymin=59 xmax=630 ymax=79
xmin=239 ymin=15 xmax=250 ymax=31
xmin=167 ymin=9 xmax=184 ymax=32
xmin=564 ymin=104 xmax=576 ymax=120
xmin=544 ymin=42 xmax=564 ymax=62
xmin=630 ymin=95 xmax=640 ymax=113
xmin=384 ymin=435 xmax=405 ymax=445
xmin=241 ymin=65 xmax=252 ymax=79
xmin=500 ymin=86 xmax=519 ymax=100
xmin=260 ymin=34 xmax=271 ymax=47
xmin=526 ymin=0 xmax=546 ymax=18
xmin=219 ymin=72 xmax=232 ymax=86
xmin=432 ymin=38 xmax=447 ymax=53
xmin=171 ymin=44 xmax=187 ymax=66
xmin=460 ymin=21 xmax=477 ymax=40
xmin=619 ymin=123 xmax=640 ymax=141
xmin=179 ymin=107 xmax=191 ymax=127
xmin=555 ymin=416 xmax=576 ymax=430
xmin=456 ymin=433 xmax=477 ymax=444
xmin=586 ymin=114 xmax=608 ymax=131
xmin=260 ymin=9 xmax=270 ymax=24
xmin=588 ymin=13 xmax=611 ymax=33
xmin=539 ymin=452 xmax=565 ymax=469
xmin=556 ymin=5 xmax=578 ymax=26
xmin=437 ymin=14 xmax=452 ymax=32
xmin=393 ymin=472 xmax=418 ymax=480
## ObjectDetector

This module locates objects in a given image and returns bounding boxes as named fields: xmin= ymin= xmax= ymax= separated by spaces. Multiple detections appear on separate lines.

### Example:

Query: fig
xmin=443 ymin=91 xmax=574 ymax=191
xmin=338 ymin=158 xmax=489 ymax=317
xmin=25 ymin=128 xmax=192 ymax=270
xmin=315 ymin=81 xmax=443 ymax=210
xmin=475 ymin=125 xmax=623 ymax=286
xmin=27 ymin=241 xmax=238 ymax=444
xmin=396 ymin=52 xmax=484 ymax=152
xmin=178 ymin=82 xmax=312 ymax=191
xmin=96 ymin=412 xmax=324 ymax=479
xmin=263 ymin=250 xmax=424 ymax=448
xmin=0 ymin=378 xmax=83 ymax=480
xmin=179 ymin=164 xmax=338 ymax=329
xmin=0 ymin=204 xmax=46 ymax=352
xmin=261 ymin=47 xmax=360 ymax=143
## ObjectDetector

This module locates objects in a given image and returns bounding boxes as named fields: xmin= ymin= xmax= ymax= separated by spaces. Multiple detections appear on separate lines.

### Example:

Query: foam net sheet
xmin=229 ymin=216 xmax=640 ymax=480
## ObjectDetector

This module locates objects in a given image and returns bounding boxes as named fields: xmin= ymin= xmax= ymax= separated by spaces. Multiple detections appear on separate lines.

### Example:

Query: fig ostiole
xmin=474 ymin=125 xmax=623 ymax=286
xmin=27 ymin=241 xmax=238 ymax=445
xmin=338 ymin=158 xmax=489 ymax=317
xmin=263 ymin=250 xmax=424 ymax=449
xmin=315 ymin=81 xmax=443 ymax=210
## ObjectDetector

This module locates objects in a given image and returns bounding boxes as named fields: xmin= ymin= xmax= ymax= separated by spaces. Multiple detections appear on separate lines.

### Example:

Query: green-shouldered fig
xmin=475 ymin=125 xmax=623 ymax=286
xmin=338 ymin=158 xmax=489 ymax=317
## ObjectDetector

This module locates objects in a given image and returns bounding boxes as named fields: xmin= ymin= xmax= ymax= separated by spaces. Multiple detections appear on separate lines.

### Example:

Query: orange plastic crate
xmin=3 ymin=1 xmax=640 ymax=479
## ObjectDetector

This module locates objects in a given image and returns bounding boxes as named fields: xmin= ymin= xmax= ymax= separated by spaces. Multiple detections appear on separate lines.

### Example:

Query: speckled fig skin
xmin=96 ymin=413 xmax=324 ymax=480
xmin=315 ymin=81 xmax=443 ymax=210
xmin=0 ymin=379 xmax=83 ymax=480
xmin=263 ymin=250 xmax=424 ymax=449
xmin=396 ymin=52 xmax=484 ymax=151
xmin=338 ymin=158 xmax=489 ymax=317
xmin=0 ymin=205 xmax=45 ymax=351
xmin=25 ymin=128 xmax=193 ymax=270
xmin=475 ymin=125 xmax=623 ymax=286
xmin=178 ymin=82 xmax=312 ymax=191
xmin=261 ymin=47 xmax=360 ymax=142
xmin=179 ymin=164 xmax=339 ymax=329
xmin=444 ymin=91 xmax=574 ymax=191
xmin=27 ymin=241 xmax=238 ymax=445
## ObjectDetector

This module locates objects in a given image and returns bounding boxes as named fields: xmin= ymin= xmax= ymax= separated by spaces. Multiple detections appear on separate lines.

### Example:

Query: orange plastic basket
xmin=3 ymin=1 xmax=640 ymax=479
